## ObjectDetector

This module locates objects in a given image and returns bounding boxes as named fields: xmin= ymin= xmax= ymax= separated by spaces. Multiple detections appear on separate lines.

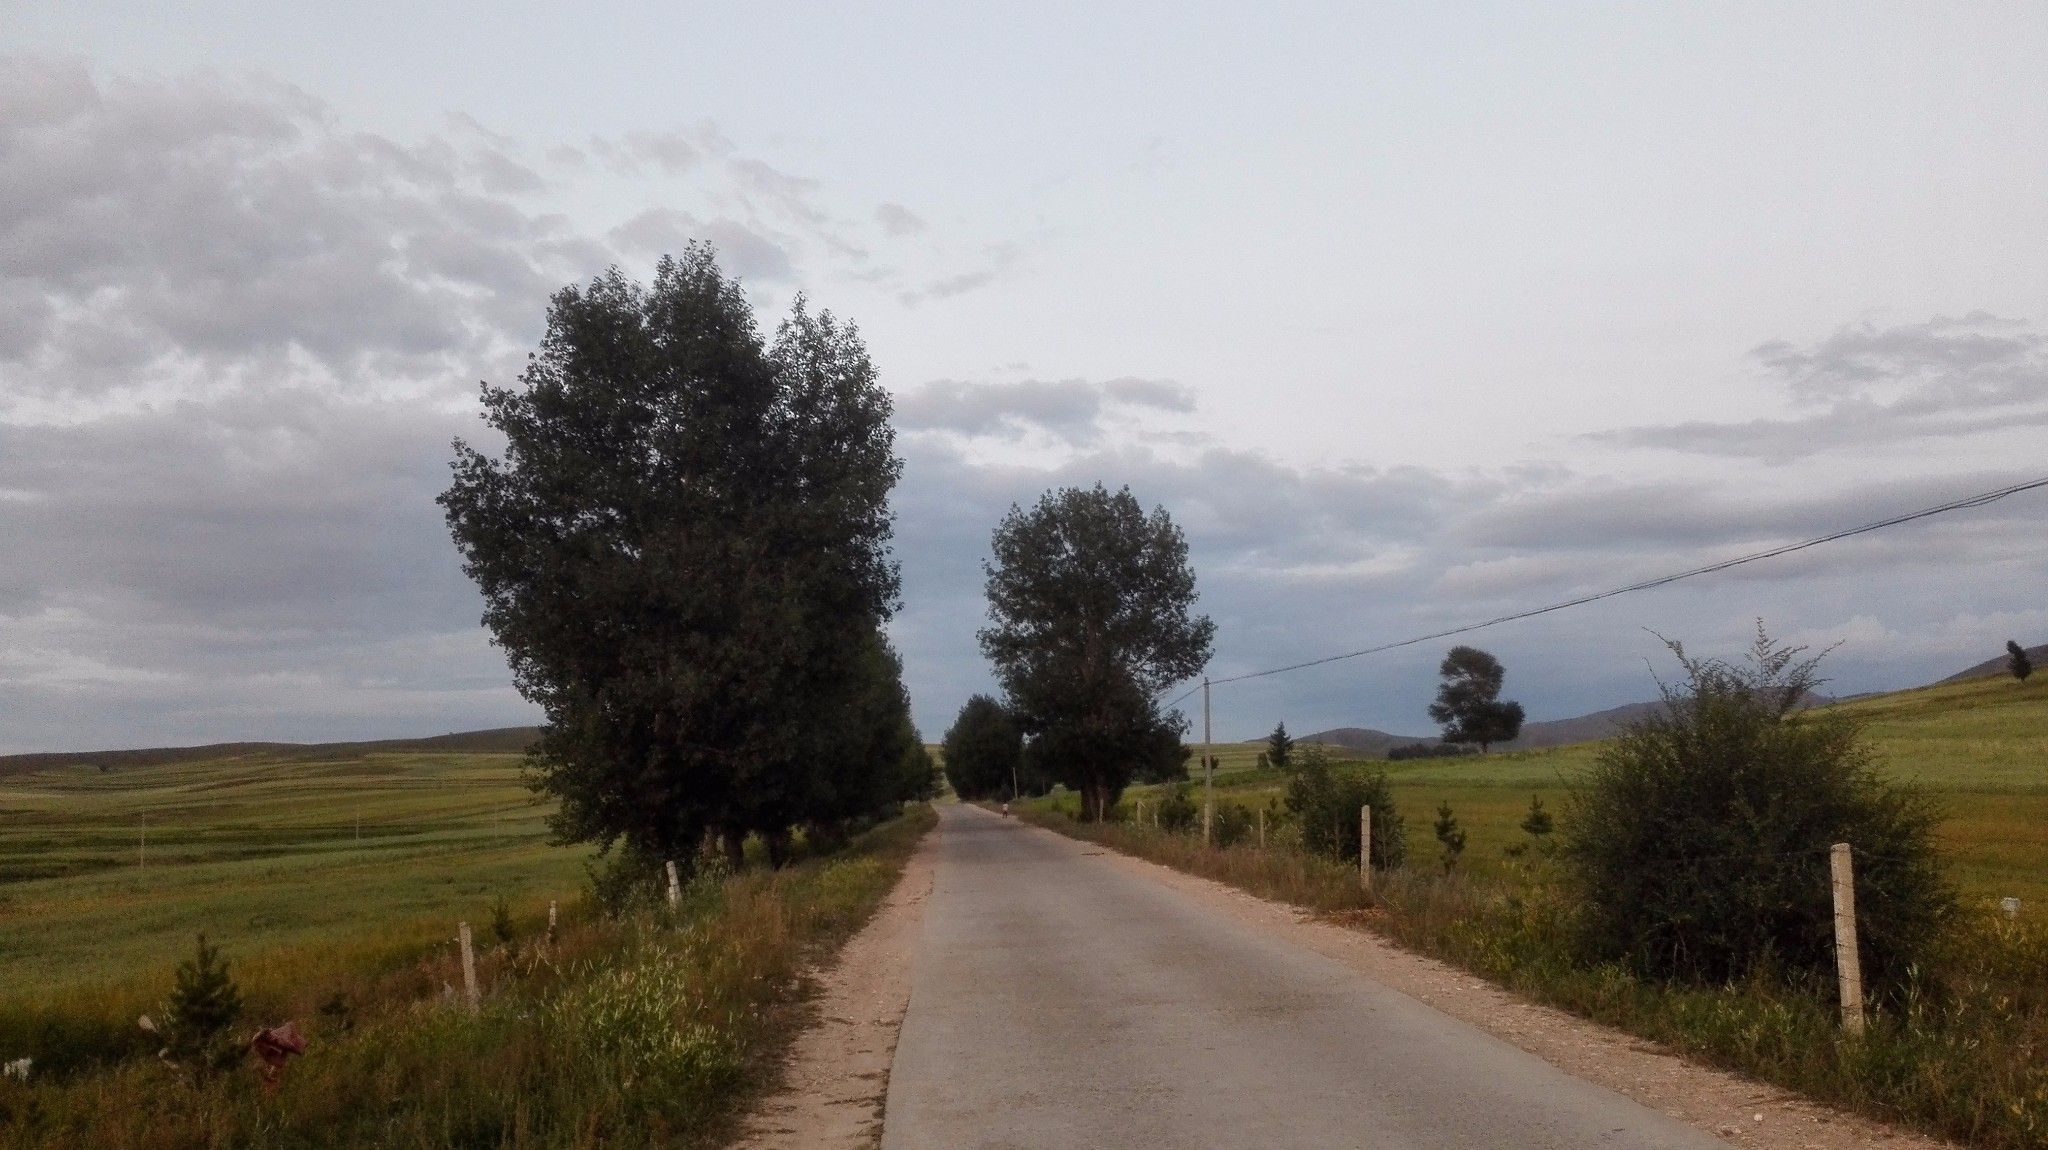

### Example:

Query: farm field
xmin=0 ymin=747 xmax=589 ymax=997
xmin=1164 ymin=673 xmax=2048 ymax=905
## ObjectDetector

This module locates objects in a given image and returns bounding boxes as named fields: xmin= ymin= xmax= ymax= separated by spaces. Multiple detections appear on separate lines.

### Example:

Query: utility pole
xmin=139 ymin=813 xmax=146 ymax=870
xmin=1202 ymin=676 xmax=1213 ymax=844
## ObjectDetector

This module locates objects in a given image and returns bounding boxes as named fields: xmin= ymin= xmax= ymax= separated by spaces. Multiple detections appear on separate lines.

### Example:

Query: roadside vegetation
xmin=0 ymin=804 xmax=932 ymax=1148
xmin=3 ymin=244 xmax=940 ymax=1145
xmin=1013 ymin=641 xmax=2048 ymax=1150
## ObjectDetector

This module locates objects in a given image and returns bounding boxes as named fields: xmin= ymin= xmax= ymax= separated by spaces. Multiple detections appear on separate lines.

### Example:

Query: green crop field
xmin=0 ymin=748 xmax=589 ymax=998
xmin=1161 ymin=673 xmax=2048 ymax=906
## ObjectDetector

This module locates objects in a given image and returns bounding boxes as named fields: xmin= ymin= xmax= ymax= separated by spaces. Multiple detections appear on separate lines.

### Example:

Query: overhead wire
xmin=1159 ymin=473 xmax=2048 ymax=702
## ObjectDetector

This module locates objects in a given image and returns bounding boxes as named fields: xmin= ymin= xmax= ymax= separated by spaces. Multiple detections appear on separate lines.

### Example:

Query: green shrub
xmin=584 ymin=846 xmax=664 ymax=919
xmin=1212 ymin=803 xmax=1254 ymax=848
xmin=1154 ymin=785 xmax=1199 ymax=833
xmin=1284 ymin=743 xmax=1405 ymax=869
xmin=1563 ymin=627 xmax=1955 ymax=991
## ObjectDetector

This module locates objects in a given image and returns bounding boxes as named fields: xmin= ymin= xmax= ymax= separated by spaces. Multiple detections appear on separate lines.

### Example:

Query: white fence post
xmin=1360 ymin=805 xmax=1372 ymax=892
xmin=547 ymin=899 xmax=559 ymax=943
xmin=665 ymin=860 xmax=681 ymax=907
xmin=1830 ymin=842 xmax=1864 ymax=1036
xmin=458 ymin=922 xmax=480 ymax=1014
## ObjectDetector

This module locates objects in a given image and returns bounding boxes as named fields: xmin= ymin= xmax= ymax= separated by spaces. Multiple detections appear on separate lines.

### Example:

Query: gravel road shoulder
xmin=731 ymin=824 xmax=939 ymax=1149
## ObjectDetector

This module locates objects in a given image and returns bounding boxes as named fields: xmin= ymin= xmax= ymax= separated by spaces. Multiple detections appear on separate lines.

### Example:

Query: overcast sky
xmin=3 ymin=3 xmax=2045 ymax=753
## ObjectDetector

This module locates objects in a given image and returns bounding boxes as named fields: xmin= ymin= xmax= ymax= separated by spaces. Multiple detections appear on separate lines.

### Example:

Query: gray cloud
xmin=0 ymin=57 xmax=588 ymax=402
xmin=607 ymin=209 xmax=796 ymax=282
xmin=896 ymin=244 xmax=1021 ymax=305
xmin=875 ymin=202 xmax=927 ymax=236
xmin=1594 ymin=314 xmax=2048 ymax=462
xmin=895 ymin=377 xmax=1196 ymax=445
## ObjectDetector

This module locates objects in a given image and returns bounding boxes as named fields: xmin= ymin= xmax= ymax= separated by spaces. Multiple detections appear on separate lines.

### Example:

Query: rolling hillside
xmin=0 ymin=726 xmax=543 ymax=779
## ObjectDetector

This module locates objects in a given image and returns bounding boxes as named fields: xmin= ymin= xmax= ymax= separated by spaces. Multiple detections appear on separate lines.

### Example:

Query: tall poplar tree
xmin=979 ymin=484 xmax=1213 ymax=820
xmin=441 ymin=246 xmax=904 ymax=866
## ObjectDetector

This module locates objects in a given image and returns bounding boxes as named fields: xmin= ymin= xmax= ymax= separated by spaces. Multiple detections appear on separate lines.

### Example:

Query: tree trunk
xmin=720 ymin=827 xmax=746 ymax=870
xmin=764 ymin=827 xmax=793 ymax=869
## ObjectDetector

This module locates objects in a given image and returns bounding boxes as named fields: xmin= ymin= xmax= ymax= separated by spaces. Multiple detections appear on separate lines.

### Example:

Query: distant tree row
xmin=441 ymin=246 xmax=934 ymax=873
xmin=1386 ymin=741 xmax=1477 ymax=761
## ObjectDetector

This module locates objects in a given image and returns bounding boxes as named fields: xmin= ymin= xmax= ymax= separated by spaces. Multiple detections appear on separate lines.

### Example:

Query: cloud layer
xmin=2 ymin=58 xmax=2042 ymax=753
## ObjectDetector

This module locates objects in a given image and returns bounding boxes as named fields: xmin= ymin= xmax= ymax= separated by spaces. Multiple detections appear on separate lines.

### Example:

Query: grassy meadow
xmin=0 ymin=747 xmax=589 ymax=996
xmin=0 ymin=731 xmax=937 ymax=1146
xmin=1174 ymin=672 xmax=2047 ymax=905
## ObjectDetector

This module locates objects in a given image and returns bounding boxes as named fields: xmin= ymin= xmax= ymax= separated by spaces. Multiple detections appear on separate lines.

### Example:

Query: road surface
xmin=882 ymin=804 xmax=1728 ymax=1149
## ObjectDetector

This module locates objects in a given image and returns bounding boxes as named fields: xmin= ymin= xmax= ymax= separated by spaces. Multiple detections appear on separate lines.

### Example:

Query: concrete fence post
xmin=547 ymin=899 xmax=559 ymax=944
xmin=1360 ymin=805 xmax=1372 ymax=893
xmin=1830 ymin=842 xmax=1864 ymax=1036
xmin=458 ymin=922 xmax=480 ymax=1015
xmin=665 ymin=860 xmax=682 ymax=907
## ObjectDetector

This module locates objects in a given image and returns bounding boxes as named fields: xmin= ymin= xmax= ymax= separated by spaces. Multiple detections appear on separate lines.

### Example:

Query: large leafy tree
xmin=941 ymin=694 xmax=1023 ymax=800
xmin=1427 ymin=646 xmax=1525 ymax=753
xmin=979 ymin=484 xmax=1213 ymax=820
xmin=440 ymin=246 xmax=903 ymax=866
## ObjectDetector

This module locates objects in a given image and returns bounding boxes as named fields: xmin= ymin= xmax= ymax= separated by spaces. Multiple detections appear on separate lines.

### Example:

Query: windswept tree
xmin=1265 ymin=721 xmax=1294 ymax=771
xmin=980 ymin=485 xmax=1213 ymax=821
xmin=942 ymin=694 xmax=1024 ymax=800
xmin=1427 ymin=646 xmax=1525 ymax=753
xmin=2008 ymin=640 xmax=2034 ymax=683
xmin=440 ymin=246 xmax=906 ymax=869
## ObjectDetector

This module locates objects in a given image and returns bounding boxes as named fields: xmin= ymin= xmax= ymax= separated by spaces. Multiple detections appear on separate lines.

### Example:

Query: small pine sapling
xmin=1433 ymin=800 xmax=1467 ymax=874
xmin=2008 ymin=640 xmax=2033 ymax=683
xmin=491 ymin=894 xmax=516 ymax=946
xmin=153 ymin=933 xmax=245 ymax=1079
xmin=1520 ymin=795 xmax=1554 ymax=856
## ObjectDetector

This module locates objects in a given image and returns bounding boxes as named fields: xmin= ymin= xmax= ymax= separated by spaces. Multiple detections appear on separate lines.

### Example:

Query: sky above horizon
xmin=2 ymin=3 xmax=2045 ymax=753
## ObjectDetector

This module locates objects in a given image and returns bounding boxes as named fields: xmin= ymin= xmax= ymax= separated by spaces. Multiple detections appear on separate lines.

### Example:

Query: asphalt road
xmin=882 ymin=804 xmax=1728 ymax=1149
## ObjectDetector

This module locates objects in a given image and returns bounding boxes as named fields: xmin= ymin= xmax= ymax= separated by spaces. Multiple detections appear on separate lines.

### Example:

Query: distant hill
xmin=1296 ymin=727 xmax=1439 ymax=756
xmin=1942 ymin=643 xmax=2046 ymax=684
xmin=1302 ymin=691 xmax=1853 ymax=758
xmin=1303 ymin=700 xmax=1668 ymax=755
xmin=0 ymin=726 xmax=543 ymax=778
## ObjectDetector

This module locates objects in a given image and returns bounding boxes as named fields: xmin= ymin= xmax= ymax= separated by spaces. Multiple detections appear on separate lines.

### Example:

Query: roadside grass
xmin=0 ymin=803 xmax=934 ymax=1149
xmin=1022 ymin=674 xmax=2048 ymax=1149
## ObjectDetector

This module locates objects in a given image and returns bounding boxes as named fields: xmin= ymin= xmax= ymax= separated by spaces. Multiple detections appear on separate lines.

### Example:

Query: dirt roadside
xmin=1058 ymin=821 xmax=1957 ymax=1150
xmin=731 ymin=823 xmax=939 ymax=1149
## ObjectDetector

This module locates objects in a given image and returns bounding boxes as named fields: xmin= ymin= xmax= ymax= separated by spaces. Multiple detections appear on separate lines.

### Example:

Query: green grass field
xmin=0 ymin=749 xmax=589 ymax=997
xmin=1166 ymin=673 xmax=2048 ymax=905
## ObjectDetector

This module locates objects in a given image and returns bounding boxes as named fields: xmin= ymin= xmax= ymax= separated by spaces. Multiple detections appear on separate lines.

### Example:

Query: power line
xmin=1167 ymin=473 xmax=2048 ymax=697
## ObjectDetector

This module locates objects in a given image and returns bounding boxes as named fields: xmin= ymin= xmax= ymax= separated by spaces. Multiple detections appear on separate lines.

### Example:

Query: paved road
xmin=882 ymin=804 xmax=1727 ymax=1149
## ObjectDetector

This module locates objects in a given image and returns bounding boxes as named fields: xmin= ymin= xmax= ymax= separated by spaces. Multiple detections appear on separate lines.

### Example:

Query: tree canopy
xmin=979 ymin=484 xmax=1213 ymax=820
xmin=1426 ymin=646 xmax=1525 ymax=753
xmin=941 ymin=694 xmax=1025 ymax=800
xmin=440 ymin=246 xmax=918 ymax=867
